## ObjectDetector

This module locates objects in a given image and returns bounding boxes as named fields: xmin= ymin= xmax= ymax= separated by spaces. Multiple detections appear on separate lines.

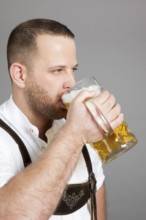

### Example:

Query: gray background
xmin=0 ymin=0 xmax=145 ymax=219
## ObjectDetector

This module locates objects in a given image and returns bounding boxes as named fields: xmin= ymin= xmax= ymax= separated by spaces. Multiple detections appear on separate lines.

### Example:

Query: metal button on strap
xmin=29 ymin=128 xmax=33 ymax=133
xmin=41 ymin=146 xmax=46 ymax=152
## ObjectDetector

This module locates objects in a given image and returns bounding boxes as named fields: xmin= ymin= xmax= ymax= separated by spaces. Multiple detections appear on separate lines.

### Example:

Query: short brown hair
xmin=7 ymin=18 xmax=75 ymax=69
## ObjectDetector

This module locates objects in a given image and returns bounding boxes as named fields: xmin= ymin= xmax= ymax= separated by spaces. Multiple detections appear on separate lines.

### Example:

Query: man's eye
xmin=55 ymin=69 xmax=63 ymax=72
xmin=57 ymin=69 xmax=63 ymax=72
xmin=53 ymin=69 xmax=63 ymax=74
xmin=72 ymin=67 xmax=78 ymax=72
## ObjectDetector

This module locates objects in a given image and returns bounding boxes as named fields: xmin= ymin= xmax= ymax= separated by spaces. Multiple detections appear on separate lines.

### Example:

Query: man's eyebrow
xmin=48 ymin=63 xmax=79 ymax=70
xmin=48 ymin=65 xmax=65 ymax=70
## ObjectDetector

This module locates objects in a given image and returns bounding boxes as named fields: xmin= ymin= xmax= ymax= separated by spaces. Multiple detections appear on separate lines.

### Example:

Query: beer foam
xmin=62 ymin=85 xmax=101 ymax=103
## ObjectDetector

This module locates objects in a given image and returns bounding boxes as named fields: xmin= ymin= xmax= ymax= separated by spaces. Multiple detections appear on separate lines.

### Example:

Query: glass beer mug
xmin=62 ymin=77 xmax=138 ymax=164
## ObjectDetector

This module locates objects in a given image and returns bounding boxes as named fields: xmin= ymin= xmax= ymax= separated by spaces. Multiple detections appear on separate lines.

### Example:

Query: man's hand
xmin=65 ymin=90 xmax=124 ymax=145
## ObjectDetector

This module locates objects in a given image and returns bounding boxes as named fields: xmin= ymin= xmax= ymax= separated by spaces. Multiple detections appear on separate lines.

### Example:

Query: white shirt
xmin=0 ymin=96 xmax=105 ymax=220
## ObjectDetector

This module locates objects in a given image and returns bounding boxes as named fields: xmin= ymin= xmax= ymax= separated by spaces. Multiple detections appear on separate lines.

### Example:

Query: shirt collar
xmin=0 ymin=96 xmax=39 ymax=137
xmin=0 ymin=96 xmax=66 ymax=142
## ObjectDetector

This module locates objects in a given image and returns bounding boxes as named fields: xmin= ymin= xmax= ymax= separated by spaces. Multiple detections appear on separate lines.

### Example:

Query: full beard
xmin=25 ymin=83 xmax=67 ymax=121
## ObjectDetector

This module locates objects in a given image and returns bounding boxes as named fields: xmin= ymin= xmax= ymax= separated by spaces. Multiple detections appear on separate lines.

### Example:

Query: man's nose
xmin=63 ymin=73 xmax=76 ymax=89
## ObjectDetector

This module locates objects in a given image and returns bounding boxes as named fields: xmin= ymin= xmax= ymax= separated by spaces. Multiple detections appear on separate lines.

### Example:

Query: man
xmin=0 ymin=19 xmax=123 ymax=220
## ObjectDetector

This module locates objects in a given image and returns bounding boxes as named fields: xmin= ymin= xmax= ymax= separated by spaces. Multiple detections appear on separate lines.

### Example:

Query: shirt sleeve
xmin=86 ymin=144 xmax=105 ymax=190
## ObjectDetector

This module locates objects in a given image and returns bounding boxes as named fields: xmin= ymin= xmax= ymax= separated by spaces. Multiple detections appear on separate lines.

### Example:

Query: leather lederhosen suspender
xmin=0 ymin=118 xmax=97 ymax=220
xmin=82 ymin=146 xmax=97 ymax=220
xmin=0 ymin=119 xmax=31 ymax=167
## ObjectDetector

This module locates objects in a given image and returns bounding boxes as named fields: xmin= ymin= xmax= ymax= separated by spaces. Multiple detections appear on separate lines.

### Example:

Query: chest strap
xmin=0 ymin=119 xmax=32 ymax=167
xmin=82 ymin=146 xmax=97 ymax=220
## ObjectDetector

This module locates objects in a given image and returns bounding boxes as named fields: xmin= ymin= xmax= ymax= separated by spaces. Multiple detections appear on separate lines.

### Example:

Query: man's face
xmin=24 ymin=34 xmax=78 ymax=120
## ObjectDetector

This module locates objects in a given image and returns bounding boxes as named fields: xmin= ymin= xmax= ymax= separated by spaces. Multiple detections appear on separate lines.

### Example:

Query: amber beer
xmin=92 ymin=121 xmax=137 ymax=163
xmin=62 ymin=78 xmax=138 ymax=164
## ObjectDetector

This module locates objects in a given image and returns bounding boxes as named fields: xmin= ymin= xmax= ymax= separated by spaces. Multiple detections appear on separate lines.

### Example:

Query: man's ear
xmin=9 ymin=63 xmax=27 ymax=88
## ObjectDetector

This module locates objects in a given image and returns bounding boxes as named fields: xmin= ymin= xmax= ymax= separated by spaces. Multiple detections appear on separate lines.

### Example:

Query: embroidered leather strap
xmin=54 ymin=180 xmax=90 ymax=215
xmin=54 ymin=145 xmax=96 ymax=216
xmin=0 ymin=118 xmax=32 ymax=167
